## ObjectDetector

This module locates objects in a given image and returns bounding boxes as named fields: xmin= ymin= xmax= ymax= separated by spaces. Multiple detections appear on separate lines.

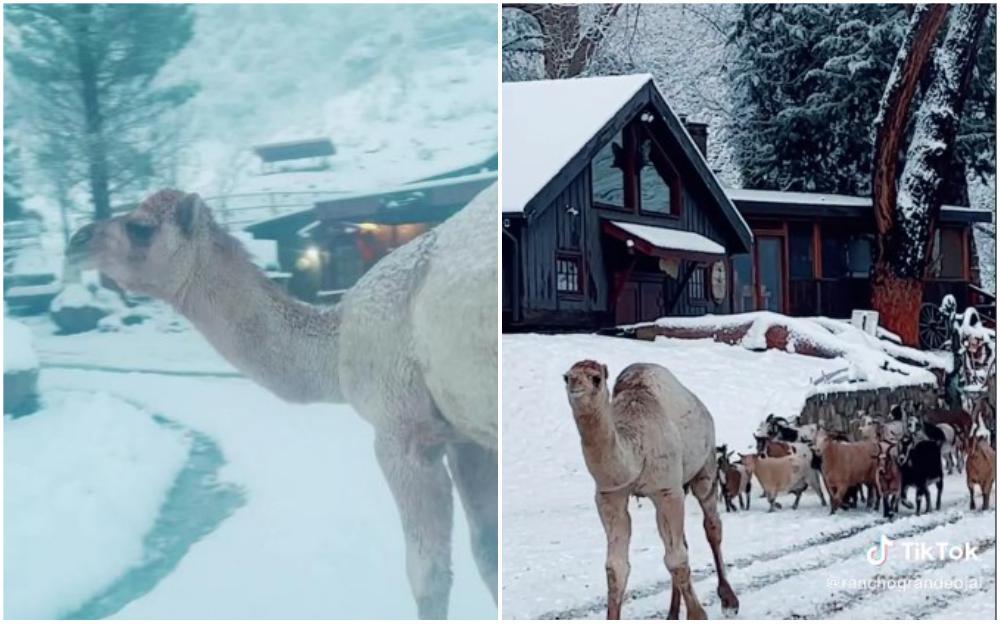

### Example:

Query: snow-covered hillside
xmin=162 ymin=4 xmax=497 ymax=198
xmin=501 ymin=332 xmax=996 ymax=619
xmin=10 ymin=4 xmax=497 ymax=241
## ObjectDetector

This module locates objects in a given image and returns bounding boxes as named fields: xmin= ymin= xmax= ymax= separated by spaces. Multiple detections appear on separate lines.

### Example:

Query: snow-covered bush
xmin=4 ymin=317 xmax=40 ymax=417
xmin=50 ymin=283 xmax=124 ymax=335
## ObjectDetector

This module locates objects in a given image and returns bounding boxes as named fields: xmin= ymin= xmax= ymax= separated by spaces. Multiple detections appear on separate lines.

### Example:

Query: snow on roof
xmin=725 ymin=188 xmax=870 ymax=206
xmin=725 ymin=187 xmax=983 ymax=216
xmin=609 ymin=221 xmax=724 ymax=255
xmin=502 ymin=74 xmax=652 ymax=214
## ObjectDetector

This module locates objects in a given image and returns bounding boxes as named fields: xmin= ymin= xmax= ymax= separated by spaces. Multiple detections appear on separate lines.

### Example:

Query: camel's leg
xmin=446 ymin=440 xmax=498 ymax=603
xmin=668 ymin=584 xmax=681 ymax=620
xmin=969 ymin=485 xmax=977 ymax=511
xmin=689 ymin=467 xmax=739 ymax=617
xmin=375 ymin=433 xmax=454 ymax=619
xmin=653 ymin=490 xmax=706 ymax=620
xmin=596 ymin=490 xmax=632 ymax=620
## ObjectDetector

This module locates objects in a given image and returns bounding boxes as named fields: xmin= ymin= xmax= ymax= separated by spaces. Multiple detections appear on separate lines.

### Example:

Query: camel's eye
xmin=126 ymin=221 xmax=156 ymax=245
xmin=591 ymin=375 xmax=601 ymax=386
xmin=562 ymin=374 xmax=569 ymax=384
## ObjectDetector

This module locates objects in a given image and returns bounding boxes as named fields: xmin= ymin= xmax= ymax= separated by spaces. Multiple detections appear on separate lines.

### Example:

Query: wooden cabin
xmin=246 ymin=165 xmax=496 ymax=303
xmin=726 ymin=189 xmax=992 ymax=319
xmin=502 ymin=74 xmax=753 ymax=330
xmin=502 ymin=74 xmax=994 ymax=339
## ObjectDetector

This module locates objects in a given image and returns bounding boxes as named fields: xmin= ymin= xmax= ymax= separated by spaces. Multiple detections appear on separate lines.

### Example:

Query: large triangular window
xmin=591 ymin=130 xmax=626 ymax=208
xmin=637 ymin=136 xmax=681 ymax=217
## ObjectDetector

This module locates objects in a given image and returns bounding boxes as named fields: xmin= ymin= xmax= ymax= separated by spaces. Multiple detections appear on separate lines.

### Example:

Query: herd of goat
xmin=716 ymin=402 xmax=996 ymax=518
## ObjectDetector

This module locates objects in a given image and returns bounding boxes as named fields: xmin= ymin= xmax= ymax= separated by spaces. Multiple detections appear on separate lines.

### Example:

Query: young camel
xmin=563 ymin=360 xmax=738 ymax=620
xmin=66 ymin=188 xmax=498 ymax=619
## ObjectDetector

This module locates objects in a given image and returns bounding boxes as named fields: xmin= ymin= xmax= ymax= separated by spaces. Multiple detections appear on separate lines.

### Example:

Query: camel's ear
xmin=176 ymin=193 xmax=207 ymax=237
xmin=601 ymin=364 xmax=608 ymax=381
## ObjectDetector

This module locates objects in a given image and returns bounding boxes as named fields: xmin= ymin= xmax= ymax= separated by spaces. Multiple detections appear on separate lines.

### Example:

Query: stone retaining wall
xmin=798 ymin=383 xmax=938 ymax=434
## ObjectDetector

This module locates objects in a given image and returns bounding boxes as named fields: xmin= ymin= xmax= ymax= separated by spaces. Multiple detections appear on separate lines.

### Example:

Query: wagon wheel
xmin=919 ymin=302 xmax=950 ymax=350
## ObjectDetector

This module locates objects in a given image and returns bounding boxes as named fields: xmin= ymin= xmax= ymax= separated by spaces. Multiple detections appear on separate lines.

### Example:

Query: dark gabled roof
xmin=727 ymin=188 xmax=993 ymax=225
xmin=253 ymin=138 xmax=336 ymax=163
xmin=414 ymin=153 xmax=498 ymax=183
xmin=502 ymin=74 xmax=752 ymax=254
xmin=245 ymin=171 xmax=496 ymax=240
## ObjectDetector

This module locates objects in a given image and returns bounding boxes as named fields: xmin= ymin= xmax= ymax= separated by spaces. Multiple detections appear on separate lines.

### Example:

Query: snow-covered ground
xmin=5 ymin=311 xmax=495 ymax=619
xmin=501 ymin=332 xmax=996 ymax=619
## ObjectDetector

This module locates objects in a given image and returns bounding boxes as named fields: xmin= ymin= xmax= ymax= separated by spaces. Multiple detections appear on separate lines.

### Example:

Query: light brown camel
xmin=563 ymin=360 xmax=738 ymax=620
xmin=66 ymin=187 xmax=498 ymax=619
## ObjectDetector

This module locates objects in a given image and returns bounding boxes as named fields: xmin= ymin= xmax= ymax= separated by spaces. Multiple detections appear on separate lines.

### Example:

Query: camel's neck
xmin=172 ymin=230 xmax=343 ymax=404
xmin=572 ymin=402 xmax=639 ymax=490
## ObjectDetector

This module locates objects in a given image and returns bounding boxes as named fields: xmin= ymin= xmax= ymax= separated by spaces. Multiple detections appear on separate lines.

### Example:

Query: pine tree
xmin=4 ymin=4 xmax=197 ymax=220
xmin=726 ymin=4 xmax=995 ymax=195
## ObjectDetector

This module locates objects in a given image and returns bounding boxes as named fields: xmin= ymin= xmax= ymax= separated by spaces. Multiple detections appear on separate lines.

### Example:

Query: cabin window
xmin=788 ymin=223 xmax=814 ymax=279
xmin=556 ymin=254 xmax=582 ymax=294
xmin=930 ymin=227 xmax=965 ymax=279
xmin=687 ymin=264 xmax=707 ymax=301
xmin=592 ymin=131 xmax=626 ymax=208
xmin=638 ymin=138 xmax=679 ymax=216
xmin=731 ymin=253 xmax=754 ymax=312
xmin=822 ymin=231 xmax=872 ymax=278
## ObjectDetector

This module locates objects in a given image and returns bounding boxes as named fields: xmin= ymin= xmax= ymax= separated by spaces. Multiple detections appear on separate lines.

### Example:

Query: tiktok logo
xmin=866 ymin=534 xmax=893 ymax=566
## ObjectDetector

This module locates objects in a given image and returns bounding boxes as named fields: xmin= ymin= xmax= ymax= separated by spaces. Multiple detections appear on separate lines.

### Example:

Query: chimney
xmin=679 ymin=115 xmax=708 ymax=160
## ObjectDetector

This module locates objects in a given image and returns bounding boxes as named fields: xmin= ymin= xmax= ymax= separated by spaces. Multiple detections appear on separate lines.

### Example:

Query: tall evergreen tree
xmin=4 ymin=4 xmax=197 ymax=220
xmin=726 ymin=4 xmax=995 ymax=196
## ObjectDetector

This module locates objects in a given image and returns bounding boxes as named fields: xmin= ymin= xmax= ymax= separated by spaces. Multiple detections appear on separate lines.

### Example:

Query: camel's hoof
xmin=721 ymin=605 xmax=739 ymax=619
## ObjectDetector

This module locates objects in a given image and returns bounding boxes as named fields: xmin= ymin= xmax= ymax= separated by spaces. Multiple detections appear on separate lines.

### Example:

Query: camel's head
xmin=66 ymin=189 xmax=215 ymax=300
xmin=563 ymin=359 xmax=609 ymax=408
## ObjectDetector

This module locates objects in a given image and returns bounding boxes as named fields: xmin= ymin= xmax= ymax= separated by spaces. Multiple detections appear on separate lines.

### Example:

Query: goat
xmin=742 ymin=452 xmax=811 ymax=512
xmin=874 ymin=441 xmax=902 ymax=519
xmin=966 ymin=429 xmax=995 ymax=511
xmin=898 ymin=437 xmax=943 ymax=515
xmin=814 ymin=429 xmax=879 ymax=515
xmin=924 ymin=407 xmax=973 ymax=443
xmin=936 ymin=423 xmax=964 ymax=474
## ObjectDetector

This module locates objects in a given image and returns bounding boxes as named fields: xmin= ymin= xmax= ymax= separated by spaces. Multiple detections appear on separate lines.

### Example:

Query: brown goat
xmin=743 ymin=452 xmax=810 ymax=512
xmin=814 ymin=430 xmax=879 ymax=515
xmin=925 ymin=407 xmax=973 ymax=441
xmin=875 ymin=441 xmax=902 ymax=518
xmin=721 ymin=462 xmax=752 ymax=511
xmin=966 ymin=435 xmax=996 ymax=511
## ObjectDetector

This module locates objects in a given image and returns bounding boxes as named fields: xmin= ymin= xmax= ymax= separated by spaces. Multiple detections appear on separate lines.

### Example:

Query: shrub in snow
xmin=4 ymin=317 xmax=40 ymax=417
xmin=50 ymin=283 xmax=123 ymax=335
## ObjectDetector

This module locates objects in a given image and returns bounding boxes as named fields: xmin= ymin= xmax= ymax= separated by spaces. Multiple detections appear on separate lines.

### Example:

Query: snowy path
xmin=64 ymin=412 xmax=245 ymax=619
xmin=9 ymin=315 xmax=494 ymax=619
xmin=37 ymin=367 xmax=494 ymax=619
xmin=502 ymin=333 xmax=996 ymax=620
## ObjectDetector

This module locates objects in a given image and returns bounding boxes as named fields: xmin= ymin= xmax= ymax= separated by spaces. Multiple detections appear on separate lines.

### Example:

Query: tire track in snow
xmin=801 ymin=540 xmax=995 ymax=620
xmin=540 ymin=510 xmax=907 ymax=619
xmin=542 ymin=508 xmax=985 ymax=620
xmin=633 ymin=511 xmax=979 ymax=619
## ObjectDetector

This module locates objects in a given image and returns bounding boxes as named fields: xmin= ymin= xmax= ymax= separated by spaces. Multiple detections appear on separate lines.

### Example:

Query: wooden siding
xmin=516 ymin=160 xmax=730 ymax=330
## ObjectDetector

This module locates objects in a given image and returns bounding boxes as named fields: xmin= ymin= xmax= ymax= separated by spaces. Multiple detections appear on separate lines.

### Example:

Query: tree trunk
xmin=871 ymin=264 xmax=924 ymax=345
xmin=73 ymin=4 xmax=112 ymax=220
xmin=507 ymin=4 xmax=621 ymax=78
xmin=870 ymin=4 xmax=989 ymax=345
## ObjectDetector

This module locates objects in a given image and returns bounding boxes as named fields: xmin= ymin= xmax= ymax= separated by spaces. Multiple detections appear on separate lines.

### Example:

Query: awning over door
xmin=603 ymin=220 xmax=725 ymax=263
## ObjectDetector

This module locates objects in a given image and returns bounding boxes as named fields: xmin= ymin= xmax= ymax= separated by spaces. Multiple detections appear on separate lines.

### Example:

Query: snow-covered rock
xmin=3 ymin=317 xmax=40 ymax=416
xmin=50 ymin=284 xmax=124 ymax=335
